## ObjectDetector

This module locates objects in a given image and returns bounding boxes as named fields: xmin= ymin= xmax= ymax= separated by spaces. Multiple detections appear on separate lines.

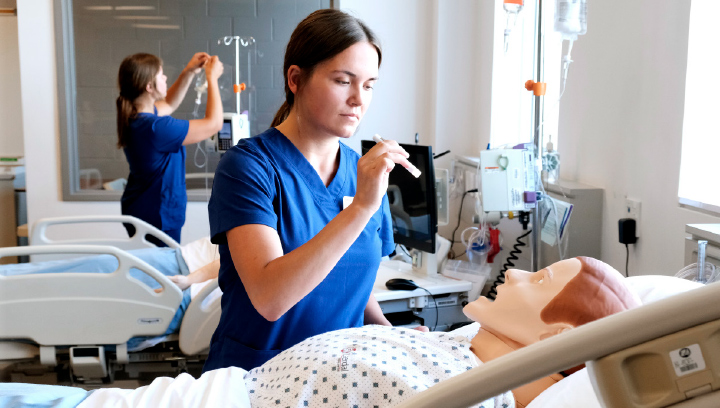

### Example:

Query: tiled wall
xmin=72 ymin=0 xmax=330 ymax=186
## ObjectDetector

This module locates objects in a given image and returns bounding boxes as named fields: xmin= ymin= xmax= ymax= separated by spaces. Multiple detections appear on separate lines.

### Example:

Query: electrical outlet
xmin=625 ymin=198 xmax=641 ymax=237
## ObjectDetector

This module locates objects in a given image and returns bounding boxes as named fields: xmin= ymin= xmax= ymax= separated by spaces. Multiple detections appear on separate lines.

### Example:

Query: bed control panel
xmin=587 ymin=318 xmax=720 ymax=408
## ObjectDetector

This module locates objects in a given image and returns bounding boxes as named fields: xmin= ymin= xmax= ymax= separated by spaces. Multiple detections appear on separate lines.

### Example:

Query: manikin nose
xmin=505 ymin=269 xmax=531 ymax=283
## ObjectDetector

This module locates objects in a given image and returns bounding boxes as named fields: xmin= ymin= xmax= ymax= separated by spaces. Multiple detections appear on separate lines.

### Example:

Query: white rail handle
xmin=31 ymin=215 xmax=180 ymax=249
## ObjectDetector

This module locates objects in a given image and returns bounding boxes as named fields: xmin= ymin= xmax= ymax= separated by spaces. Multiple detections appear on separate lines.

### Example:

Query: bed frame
xmin=394 ymin=278 xmax=720 ymax=408
xmin=0 ymin=215 xmax=222 ymax=384
xmin=0 ymin=245 xmax=182 ymax=365
xmin=30 ymin=215 xmax=181 ymax=250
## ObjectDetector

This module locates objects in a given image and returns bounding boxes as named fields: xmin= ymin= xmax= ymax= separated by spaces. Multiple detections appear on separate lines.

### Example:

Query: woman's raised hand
xmin=186 ymin=52 xmax=210 ymax=74
xmin=353 ymin=137 xmax=412 ymax=215
xmin=205 ymin=55 xmax=224 ymax=81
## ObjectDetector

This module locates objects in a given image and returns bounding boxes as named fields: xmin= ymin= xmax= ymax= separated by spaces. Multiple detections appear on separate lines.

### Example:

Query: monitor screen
xmin=218 ymin=121 xmax=232 ymax=140
xmin=361 ymin=141 xmax=437 ymax=253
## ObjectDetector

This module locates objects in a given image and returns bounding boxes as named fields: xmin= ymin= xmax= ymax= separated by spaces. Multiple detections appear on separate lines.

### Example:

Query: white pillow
xmin=180 ymin=236 xmax=220 ymax=273
xmin=625 ymin=275 xmax=704 ymax=304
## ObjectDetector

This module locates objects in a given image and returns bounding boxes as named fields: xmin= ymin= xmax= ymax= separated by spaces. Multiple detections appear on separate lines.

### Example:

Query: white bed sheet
xmin=78 ymin=367 xmax=250 ymax=408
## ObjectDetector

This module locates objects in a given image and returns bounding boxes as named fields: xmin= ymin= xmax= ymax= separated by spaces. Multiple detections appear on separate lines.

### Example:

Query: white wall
xmin=558 ymin=0 xmax=720 ymax=275
xmin=0 ymin=15 xmax=24 ymax=156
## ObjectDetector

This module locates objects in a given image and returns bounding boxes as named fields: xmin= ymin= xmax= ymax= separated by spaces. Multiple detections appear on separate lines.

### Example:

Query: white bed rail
xmin=30 ymin=215 xmax=180 ymax=250
xmin=396 ymin=281 xmax=720 ymax=408
xmin=0 ymin=245 xmax=183 ymax=346
xmin=179 ymin=279 xmax=222 ymax=356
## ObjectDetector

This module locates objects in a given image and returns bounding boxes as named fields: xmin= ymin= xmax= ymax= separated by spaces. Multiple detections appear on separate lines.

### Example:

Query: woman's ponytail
xmin=116 ymin=53 xmax=162 ymax=148
xmin=270 ymin=101 xmax=292 ymax=128
xmin=116 ymin=95 xmax=136 ymax=148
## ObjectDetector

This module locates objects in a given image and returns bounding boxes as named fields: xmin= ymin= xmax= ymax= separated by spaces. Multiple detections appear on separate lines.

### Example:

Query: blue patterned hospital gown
xmin=244 ymin=325 xmax=515 ymax=408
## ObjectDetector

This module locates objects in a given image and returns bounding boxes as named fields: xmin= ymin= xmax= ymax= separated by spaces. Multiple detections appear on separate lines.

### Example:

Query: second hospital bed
xmin=0 ymin=215 xmax=224 ymax=384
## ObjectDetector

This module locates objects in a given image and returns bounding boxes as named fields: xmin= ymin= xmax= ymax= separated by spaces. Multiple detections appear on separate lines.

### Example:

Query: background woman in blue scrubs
xmin=204 ymin=9 xmax=424 ymax=372
xmin=116 ymin=52 xmax=225 ymax=245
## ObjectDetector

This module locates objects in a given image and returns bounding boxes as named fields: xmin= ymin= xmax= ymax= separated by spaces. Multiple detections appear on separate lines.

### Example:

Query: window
xmin=678 ymin=0 xmax=720 ymax=214
xmin=489 ymin=0 xmax=562 ymax=151
xmin=54 ymin=0 xmax=330 ymax=201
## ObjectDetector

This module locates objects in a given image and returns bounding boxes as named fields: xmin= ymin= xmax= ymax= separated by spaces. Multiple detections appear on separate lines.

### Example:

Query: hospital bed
xmin=0 ymin=274 xmax=716 ymax=408
xmin=0 ymin=215 xmax=223 ymax=385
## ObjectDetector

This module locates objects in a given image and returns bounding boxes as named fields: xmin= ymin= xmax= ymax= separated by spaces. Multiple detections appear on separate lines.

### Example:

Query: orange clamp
xmin=524 ymin=80 xmax=546 ymax=96
xmin=504 ymin=0 xmax=523 ymax=4
xmin=233 ymin=83 xmax=246 ymax=93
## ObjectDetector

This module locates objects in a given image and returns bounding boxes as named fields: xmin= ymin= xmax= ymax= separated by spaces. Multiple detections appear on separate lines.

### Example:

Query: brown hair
xmin=116 ymin=53 xmax=162 ymax=148
xmin=540 ymin=256 xmax=641 ymax=327
xmin=270 ymin=9 xmax=382 ymax=127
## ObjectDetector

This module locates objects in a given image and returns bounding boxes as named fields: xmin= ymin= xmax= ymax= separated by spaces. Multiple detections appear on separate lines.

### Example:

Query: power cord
xmin=487 ymin=229 xmax=532 ymax=300
xmin=449 ymin=188 xmax=478 ymax=258
xmin=624 ymin=244 xmax=629 ymax=278
xmin=415 ymin=285 xmax=438 ymax=332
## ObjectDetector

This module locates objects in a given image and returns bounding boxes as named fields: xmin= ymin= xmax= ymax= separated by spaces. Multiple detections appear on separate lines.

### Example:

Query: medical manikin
xmin=464 ymin=256 xmax=641 ymax=407
xmin=241 ymin=257 xmax=641 ymax=408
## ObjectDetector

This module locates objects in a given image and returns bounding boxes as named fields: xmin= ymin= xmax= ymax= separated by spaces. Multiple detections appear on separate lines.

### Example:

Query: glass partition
xmin=55 ymin=0 xmax=332 ymax=201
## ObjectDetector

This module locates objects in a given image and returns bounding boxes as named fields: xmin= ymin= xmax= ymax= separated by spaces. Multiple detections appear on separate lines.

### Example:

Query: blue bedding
xmin=0 ymin=247 xmax=189 ymax=289
xmin=0 ymin=383 xmax=90 ymax=408
xmin=0 ymin=247 xmax=192 ymax=351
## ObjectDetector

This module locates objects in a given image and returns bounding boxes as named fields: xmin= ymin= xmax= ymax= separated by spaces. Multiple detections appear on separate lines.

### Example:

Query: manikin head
xmin=464 ymin=257 xmax=641 ymax=346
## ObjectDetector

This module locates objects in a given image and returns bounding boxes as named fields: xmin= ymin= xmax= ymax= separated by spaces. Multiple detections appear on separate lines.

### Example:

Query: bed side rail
xmin=178 ymin=279 xmax=222 ymax=356
xmin=0 ymin=245 xmax=183 ymax=346
xmin=31 ymin=215 xmax=180 ymax=249
xmin=395 ymin=280 xmax=720 ymax=408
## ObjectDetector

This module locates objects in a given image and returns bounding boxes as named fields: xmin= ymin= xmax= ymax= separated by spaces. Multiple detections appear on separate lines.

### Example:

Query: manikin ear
xmin=538 ymin=323 xmax=574 ymax=341
xmin=286 ymin=65 xmax=302 ymax=95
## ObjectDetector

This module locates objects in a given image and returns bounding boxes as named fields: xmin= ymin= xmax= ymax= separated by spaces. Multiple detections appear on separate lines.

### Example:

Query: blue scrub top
xmin=204 ymin=128 xmax=394 ymax=372
xmin=121 ymin=107 xmax=189 ymax=232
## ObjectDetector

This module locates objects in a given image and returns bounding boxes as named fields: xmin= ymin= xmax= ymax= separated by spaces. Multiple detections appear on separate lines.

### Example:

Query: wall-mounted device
xmin=216 ymin=112 xmax=249 ymax=152
xmin=480 ymin=145 xmax=536 ymax=212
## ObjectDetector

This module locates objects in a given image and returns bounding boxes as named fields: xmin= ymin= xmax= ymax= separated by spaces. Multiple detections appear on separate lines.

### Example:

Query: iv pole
xmin=530 ymin=0 xmax=544 ymax=272
xmin=218 ymin=36 xmax=255 ymax=115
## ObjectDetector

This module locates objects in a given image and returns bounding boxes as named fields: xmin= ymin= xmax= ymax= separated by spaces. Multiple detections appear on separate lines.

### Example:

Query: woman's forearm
xmin=364 ymin=294 xmax=392 ymax=326
xmin=164 ymin=68 xmax=195 ymax=111
xmin=230 ymin=203 xmax=377 ymax=321
xmin=203 ymin=76 xmax=223 ymax=128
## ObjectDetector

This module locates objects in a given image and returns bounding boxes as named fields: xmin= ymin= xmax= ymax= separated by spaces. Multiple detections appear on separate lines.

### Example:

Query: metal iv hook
xmin=218 ymin=36 xmax=256 ymax=47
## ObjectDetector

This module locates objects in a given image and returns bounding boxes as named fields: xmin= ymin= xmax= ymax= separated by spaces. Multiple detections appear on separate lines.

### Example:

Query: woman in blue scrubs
xmin=204 ymin=9 xmax=422 ymax=372
xmin=116 ymin=52 xmax=225 ymax=244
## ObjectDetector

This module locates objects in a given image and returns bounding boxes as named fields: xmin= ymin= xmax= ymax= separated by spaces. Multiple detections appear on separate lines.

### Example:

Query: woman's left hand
xmin=414 ymin=325 xmax=430 ymax=333
xmin=185 ymin=52 xmax=210 ymax=74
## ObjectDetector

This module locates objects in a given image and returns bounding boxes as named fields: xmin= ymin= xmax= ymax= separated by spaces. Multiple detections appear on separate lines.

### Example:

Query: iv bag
xmin=555 ymin=0 xmax=587 ymax=40
xmin=503 ymin=0 xmax=523 ymax=14
xmin=191 ymin=64 xmax=233 ymax=106
xmin=503 ymin=0 xmax=524 ymax=53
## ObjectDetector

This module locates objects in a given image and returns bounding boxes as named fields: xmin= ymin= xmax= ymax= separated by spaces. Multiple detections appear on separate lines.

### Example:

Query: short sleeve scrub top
xmin=121 ymin=108 xmax=189 ymax=243
xmin=203 ymin=128 xmax=395 ymax=372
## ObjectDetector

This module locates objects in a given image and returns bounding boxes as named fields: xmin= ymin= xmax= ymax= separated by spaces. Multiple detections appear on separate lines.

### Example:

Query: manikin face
xmin=463 ymin=258 xmax=582 ymax=346
xmin=293 ymin=41 xmax=379 ymax=139
xmin=149 ymin=66 xmax=168 ymax=99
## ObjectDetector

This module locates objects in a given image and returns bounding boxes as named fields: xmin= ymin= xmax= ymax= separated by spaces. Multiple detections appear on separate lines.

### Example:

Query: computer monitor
xmin=361 ymin=141 xmax=437 ymax=254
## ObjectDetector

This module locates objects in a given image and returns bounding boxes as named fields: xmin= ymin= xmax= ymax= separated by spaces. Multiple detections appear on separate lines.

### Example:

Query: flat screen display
xmin=361 ymin=141 xmax=437 ymax=253
xmin=218 ymin=121 xmax=232 ymax=139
